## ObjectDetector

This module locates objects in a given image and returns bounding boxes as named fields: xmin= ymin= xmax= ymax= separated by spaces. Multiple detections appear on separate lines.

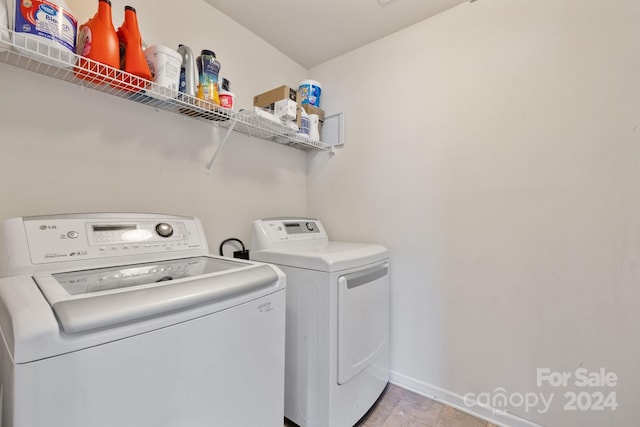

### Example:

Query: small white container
xmin=308 ymin=113 xmax=320 ymax=141
xmin=297 ymin=106 xmax=309 ymax=136
xmin=144 ymin=44 xmax=182 ymax=98
xmin=218 ymin=89 xmax=235 ymax=109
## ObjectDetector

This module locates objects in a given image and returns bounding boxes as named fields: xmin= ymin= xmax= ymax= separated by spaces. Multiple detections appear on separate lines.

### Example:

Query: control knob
xmin=156 ymin=223 xmax=174 ymax=237
xmin=305 ymin=222 xmax=317 ymax=232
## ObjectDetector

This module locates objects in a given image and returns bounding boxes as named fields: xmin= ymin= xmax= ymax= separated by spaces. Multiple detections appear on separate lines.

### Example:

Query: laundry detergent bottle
xmin=75 ymin=0 xmax=120 ymax=82
xmin=116 ymin=6 xmax=151 ymax=90
xmin=177 ymin=44 xmax=197 ymax=98
xmin=196 ymin=49 xmax=221 ymax=106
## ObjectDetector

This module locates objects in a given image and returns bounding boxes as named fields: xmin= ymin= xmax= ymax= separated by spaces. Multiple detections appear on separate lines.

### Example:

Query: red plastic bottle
xmin=75 ymin=0 xmax=120 ymax=83
xmin=116 ymin=6 xmax=151 ymax=91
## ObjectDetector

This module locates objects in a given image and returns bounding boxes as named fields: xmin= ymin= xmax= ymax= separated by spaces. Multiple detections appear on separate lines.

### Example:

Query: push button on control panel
xmin=67 ymin=231 xmax=79 ymax=239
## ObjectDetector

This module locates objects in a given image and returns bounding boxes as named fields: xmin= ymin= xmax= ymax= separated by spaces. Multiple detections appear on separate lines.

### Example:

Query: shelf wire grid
xmin=0 ymin=30 xmax=331 ymax=152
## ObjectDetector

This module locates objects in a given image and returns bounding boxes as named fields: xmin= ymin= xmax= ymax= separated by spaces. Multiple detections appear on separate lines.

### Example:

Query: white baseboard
xmin=389 ymin=370 xmax=542 ymax=427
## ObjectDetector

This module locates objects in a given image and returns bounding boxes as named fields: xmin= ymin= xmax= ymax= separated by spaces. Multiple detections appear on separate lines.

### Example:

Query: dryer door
xmin=337 ymin=262 xmax=389 ymax=385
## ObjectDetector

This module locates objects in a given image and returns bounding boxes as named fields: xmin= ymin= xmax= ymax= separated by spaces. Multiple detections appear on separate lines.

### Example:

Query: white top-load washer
xmin=0 ymin=213 xmax=286 ymax=427
xmin=251 ymin=217 xmax=390 ymax=427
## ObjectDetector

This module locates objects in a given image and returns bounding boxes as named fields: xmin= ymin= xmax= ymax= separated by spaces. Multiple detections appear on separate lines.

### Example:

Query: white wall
xmin=308 ymin=0 xmax=640 ymax=425
xmin=0 ymin=0 xmax=309 ymax=248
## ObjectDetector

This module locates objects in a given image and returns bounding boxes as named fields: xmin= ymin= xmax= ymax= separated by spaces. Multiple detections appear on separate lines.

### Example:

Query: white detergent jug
xmin=0 ymin=0 xmax=9 ymax=52
xmin=9 ymin=0 xmax=77 ymax=66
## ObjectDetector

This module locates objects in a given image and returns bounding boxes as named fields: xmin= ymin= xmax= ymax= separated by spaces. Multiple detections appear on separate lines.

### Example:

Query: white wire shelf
xmin=0 ymin=29 xmax=333 ymax=153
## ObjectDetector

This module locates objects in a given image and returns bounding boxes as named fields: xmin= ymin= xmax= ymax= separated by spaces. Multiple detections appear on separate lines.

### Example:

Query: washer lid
xmin=33 ymin=256 xmax=280 ymax=334
xmin=49 ymin=256 xmax=243 ymax=297
xmin=251 ymin=241 xmax=388 ymax=272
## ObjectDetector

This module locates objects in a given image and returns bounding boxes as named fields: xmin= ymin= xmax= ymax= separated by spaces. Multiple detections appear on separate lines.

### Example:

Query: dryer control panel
xmin=251 ymin=218 xmax=329 ymax=251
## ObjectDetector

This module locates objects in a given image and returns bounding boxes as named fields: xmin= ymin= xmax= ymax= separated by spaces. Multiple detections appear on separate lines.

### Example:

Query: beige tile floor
xmin=284 ymin=383 xmax=498 ymax=427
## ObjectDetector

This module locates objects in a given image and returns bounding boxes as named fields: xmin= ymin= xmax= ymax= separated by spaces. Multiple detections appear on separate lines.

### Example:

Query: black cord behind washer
xmin=219 ymin=238 xmax=249 ymax=259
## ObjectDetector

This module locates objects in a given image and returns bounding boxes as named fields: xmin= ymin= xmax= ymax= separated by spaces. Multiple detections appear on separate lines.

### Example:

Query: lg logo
xmin=39 ymin=225 xmax=57 ymax=230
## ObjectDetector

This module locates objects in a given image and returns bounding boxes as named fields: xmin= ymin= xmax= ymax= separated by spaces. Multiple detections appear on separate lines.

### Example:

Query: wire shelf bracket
xmin=206 ymin=120 xmax=237 ymax=174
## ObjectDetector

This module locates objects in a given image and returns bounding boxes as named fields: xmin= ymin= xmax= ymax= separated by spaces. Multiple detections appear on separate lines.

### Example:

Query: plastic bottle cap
xmin=201 ymin=49 xmax=216 ymax=57
xmin=99 ymin=0 xmax=112 ymax=5
xmin=125 ymin=6 xmax=136 ymax=12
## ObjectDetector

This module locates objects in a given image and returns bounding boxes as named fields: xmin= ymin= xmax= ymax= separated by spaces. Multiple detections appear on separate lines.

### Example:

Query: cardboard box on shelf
xmin=253 ymin=85 xmax=297 ymax=108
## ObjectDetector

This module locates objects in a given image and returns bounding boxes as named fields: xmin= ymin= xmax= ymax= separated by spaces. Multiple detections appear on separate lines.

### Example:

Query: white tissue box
xmin=274 ymin=99 xmax=297 ymax=121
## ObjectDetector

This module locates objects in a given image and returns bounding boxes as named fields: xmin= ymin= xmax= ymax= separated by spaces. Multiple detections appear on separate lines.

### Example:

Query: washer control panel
xmin=88 ymin=221 xmax=186 ymax=246
xmin=20 ymin=214 xmax=204 ymax=265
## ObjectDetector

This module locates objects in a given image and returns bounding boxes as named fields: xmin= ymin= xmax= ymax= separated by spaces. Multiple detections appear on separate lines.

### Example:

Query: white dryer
xmin=0 ymin=213 xmax=286 ymax=427
xmin=251 ymin=218 xmax=390 ymax=427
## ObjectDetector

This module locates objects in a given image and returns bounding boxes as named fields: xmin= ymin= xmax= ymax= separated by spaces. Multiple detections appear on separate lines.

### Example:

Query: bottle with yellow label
xmin=196 ymin=49 xmax=221 ymax=107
